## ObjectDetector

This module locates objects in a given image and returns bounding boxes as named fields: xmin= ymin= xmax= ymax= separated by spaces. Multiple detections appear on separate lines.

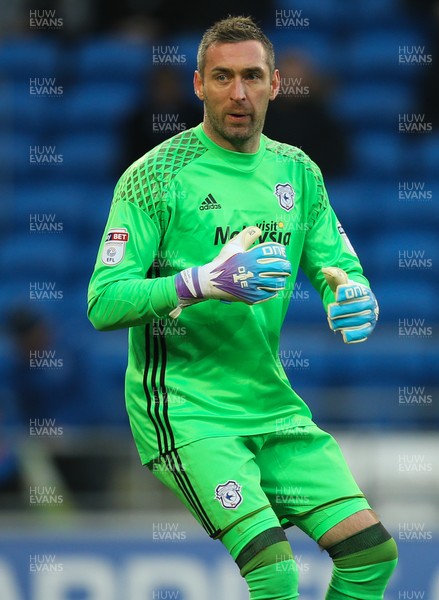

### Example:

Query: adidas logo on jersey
xmin=199 ymin=194 xmax=222 ymax=211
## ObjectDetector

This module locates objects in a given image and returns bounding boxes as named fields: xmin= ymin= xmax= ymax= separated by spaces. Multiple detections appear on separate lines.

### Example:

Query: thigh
xmin=149 ymin=435 xmax=278 ymax=540
xmin=318 ymin=508 xmax=379 ymax=548
xmin=257 ymin=424 xmax=370 ymax=539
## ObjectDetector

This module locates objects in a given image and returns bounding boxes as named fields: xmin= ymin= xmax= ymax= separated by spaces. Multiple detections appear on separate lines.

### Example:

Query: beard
xmin=203 ymin=94 xmax=268 ymax=151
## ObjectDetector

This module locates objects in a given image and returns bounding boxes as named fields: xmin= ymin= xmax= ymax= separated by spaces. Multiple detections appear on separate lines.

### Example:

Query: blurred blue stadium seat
xmin=0 ymin=36 xmax=60 ymax=79
xmin=268 ymin=29 xmax=336 ymax=71
xmin=0 ymin=82 xmax=13 ymax=128
xmin=310 ymin=368 xmax=438 ymax=428
xmin=328 ymin=82 xmax=415 ymax=130
xmin=161 ymin=34 xmax=202 ymax=99
xmin=77 ymin=183 xmax=115 ymax=240
xmin=74 ymin=37 xmax=150 ymax=82
xmin=272 ymin=0 xmax=343 ymax=31
xmin=58 ymin=81 xmax=140 ymax=131
xmin=11 ymin=184 xmax=88 ymax=233
xmin=0 ymin=132 xmax=17 ymax=174
xmin=328 ymin=179 xmax=439 ymax=236
xmin=74 ymin=239 xmax=103 ymax=290
xmin=1 ymin=234 xmax=78 ymax=283
xmin=350 ymin=131 xmax=406 ymax=176
xmin=0 ymin=132 xmax=36 ymax=176
xmin=413 ymin=134 xmax=439 ymax=176
xmin=166 ymin=34 xmax=199 ymax=71
xmin=326 ymin=179 xmax=393 ymax=236
xmin=0 ymin=279 xmax=31 ymax=321
xmin=0 ymin=184 xmax=14 ymax=230
xmin=55 ymin=132 xmax=121 ymax=179
xmin=0 ymin=82 xmax=54 ymax=134
xmin=366 ymin=228 xmax=438 ymax=325
xmin=339 ymin=29 xmax=425 ymax=80
xmin=342 ymin=0 xmax=409 ymax=28
xmin=80 ymin=331 xmax=129 ymax=426
xmin=286 ymin=325 xmax=437 ymax=396
xmin=284 ymin=270 xmax=327 ymax=324
xmin=373 ymin=279 xmax=437 ymax=323
xmin=367 ymin=229 xmax=438 ymax=279
xmin=379 ymin=181 xmax=439 ymax=226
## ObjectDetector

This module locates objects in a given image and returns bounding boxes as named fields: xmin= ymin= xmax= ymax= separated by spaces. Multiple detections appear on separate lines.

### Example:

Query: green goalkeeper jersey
xmin=88 ymin=123 xmax=368 ymax=464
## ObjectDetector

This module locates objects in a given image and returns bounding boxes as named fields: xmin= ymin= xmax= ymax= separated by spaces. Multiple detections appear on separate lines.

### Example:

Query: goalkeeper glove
xmin=322 ymin=267 xmax=379 ymax=344
xmin=170 ymin=226 xmax=291 ymax=318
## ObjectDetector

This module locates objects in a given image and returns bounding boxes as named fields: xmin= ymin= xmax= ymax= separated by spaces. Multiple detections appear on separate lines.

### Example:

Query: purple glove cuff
xmin=175 ymin=267 xmax=202 ymax=300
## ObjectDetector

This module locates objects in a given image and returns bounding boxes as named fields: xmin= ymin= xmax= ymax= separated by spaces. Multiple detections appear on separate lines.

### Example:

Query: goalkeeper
xmin=88 ymin=15 xmax=397 ymax=599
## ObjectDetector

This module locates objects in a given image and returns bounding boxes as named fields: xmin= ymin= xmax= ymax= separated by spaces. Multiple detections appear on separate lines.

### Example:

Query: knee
xmin=236 ymin=527 xmax=299 ymax=600
xmin=326 ymin=522 xmax=398 ymax=596
xmin=326 ymin=521 xmax=398 ymax=567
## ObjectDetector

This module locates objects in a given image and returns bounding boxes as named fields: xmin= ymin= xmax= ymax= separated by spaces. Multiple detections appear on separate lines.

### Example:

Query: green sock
xmin=245 ymin=560 xmax=299 ymax=600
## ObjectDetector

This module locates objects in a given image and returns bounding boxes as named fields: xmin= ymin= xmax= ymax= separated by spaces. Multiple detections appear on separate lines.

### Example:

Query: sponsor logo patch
xmin=214 ymin=222 xmax=293 ymax=246
xmin=215 ymin=480 xmax=243 ymax=509
xmin=101 ymin=228 xmax=129 ymax=266
xmin=199 ymin=194 xmax=222 ymax=210
xmin=274 ymin=183 xmax=295 ymax=212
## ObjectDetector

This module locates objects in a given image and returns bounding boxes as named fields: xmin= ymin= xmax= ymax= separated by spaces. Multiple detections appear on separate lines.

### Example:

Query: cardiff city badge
xmin=274 ymin=183 xmax=295 ymax=212
xmin=215 ymin=480 xmax=243 ymax=509
xmin=101 ymin=228 xmax=129 ymax=266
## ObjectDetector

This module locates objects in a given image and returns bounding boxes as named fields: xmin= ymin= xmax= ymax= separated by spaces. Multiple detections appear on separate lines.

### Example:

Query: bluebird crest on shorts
xmin=215 ymin=480 xmax=243 ymax=509
xmin=274 ymin=183 xmax=295 ymax=212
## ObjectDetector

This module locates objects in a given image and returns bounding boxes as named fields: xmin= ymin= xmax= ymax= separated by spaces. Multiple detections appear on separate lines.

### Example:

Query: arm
xmin=299 ymin=164 xmax=368 ymax=310
xmin=299 ymin=163 xmax=378 ymax=343
xmin=87 ymin=169 xmax=178 ymax=331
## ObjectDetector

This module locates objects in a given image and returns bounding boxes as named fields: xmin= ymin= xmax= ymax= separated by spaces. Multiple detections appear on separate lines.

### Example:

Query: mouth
xmin=227 ymin=113 xmax=251 ymax=123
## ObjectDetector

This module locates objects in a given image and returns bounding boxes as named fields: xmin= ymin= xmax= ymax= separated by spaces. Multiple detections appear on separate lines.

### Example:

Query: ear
xmin=193 ymin=70 xmax=204 ymax=100
xmin=269 ymin=69 xmax=280 ymax=101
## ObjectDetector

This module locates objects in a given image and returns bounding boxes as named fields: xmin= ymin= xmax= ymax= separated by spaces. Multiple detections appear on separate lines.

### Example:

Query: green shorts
xmin=149 ymin=424 xmax=370 ymax=558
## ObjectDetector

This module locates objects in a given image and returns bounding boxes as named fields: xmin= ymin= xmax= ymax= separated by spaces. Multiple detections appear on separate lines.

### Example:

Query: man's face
xmin=194 ymin=40 xmax=280 ymax=153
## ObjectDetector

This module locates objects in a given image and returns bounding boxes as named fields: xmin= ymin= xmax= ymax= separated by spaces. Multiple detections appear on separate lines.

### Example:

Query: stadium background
xmin=0 ymin=0 xmax=438 ymax=598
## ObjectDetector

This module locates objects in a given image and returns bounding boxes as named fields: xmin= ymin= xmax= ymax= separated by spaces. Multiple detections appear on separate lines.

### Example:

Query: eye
xmin=215 ymin=73 xmax=229 ymax=82
xmin=246 ymin=72 xmax=262 ymax=80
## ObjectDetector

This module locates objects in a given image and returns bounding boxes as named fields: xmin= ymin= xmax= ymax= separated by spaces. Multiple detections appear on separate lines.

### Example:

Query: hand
xmin=170 ymin=226 xmax=291 ymax=318
xmin=322 ymin=267 xmax=379 ymax=344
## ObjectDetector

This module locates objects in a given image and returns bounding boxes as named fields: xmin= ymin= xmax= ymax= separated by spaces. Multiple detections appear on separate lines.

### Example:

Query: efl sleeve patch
xmin=101 ymin=228 xmax=129 ymax=266
xmin=337 ymin=221 xmax=357 ymax=256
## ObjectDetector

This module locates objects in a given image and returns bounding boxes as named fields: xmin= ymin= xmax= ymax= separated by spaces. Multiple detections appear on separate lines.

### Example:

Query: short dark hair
xmin=197 ymin=16 xmax=275 ymax=76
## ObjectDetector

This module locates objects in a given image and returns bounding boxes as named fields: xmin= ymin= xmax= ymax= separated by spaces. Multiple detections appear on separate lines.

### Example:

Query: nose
xmin=230 ymin=77 xmax=246 ymax=101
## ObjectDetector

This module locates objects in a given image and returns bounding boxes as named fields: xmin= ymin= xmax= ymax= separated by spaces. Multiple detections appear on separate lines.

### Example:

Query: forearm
xmin=87 ymin=276 xmax=178 ymax=331
xmin=300 ymin=203 xmax=370 ymax=311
